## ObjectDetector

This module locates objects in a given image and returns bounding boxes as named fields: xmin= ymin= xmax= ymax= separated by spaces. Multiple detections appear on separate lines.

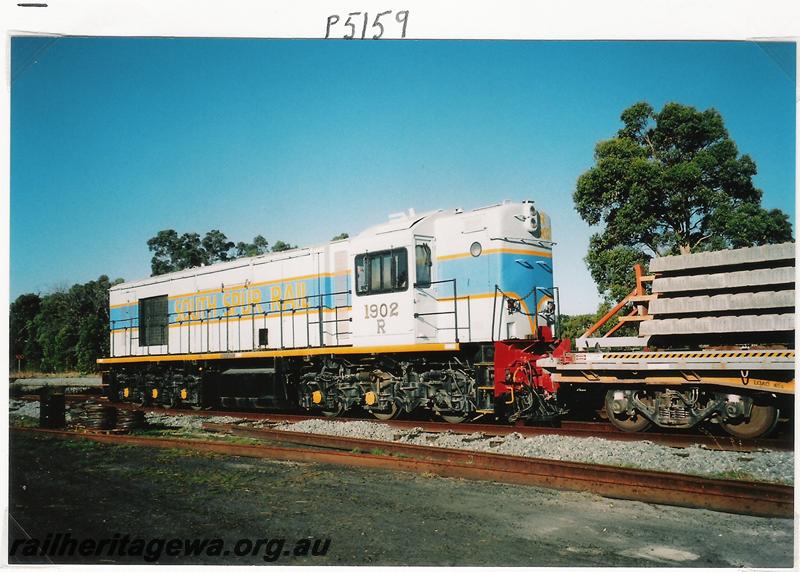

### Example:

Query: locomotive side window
xmin=355 ymin=248 xmax=408 ymax=296
xmin=139 ymin=295 xmax=168 ymax=346
xmin=415 ymin=243 xmax=432 ymax=288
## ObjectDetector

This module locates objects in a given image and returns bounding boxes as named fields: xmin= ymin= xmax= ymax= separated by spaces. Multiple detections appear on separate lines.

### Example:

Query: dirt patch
xmin=8 ymin=433 xmax=793 ymax=566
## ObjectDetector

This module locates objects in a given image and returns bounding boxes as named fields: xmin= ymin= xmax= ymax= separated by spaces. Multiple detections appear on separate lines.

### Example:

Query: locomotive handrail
xmin=491 ymin=285 xmax=560 ymax=341
xmin=412 ymin=278 xmax=471 ymax=343
xmin=110 ymin=288 xmax=353 ymax=356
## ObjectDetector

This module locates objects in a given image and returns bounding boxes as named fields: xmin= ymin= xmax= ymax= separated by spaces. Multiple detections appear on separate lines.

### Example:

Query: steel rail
xmin=22 ymin=395 xmax=793 ymax=451
xmin=12 ymin=426 xmax=792 ymax=519
xmin=124 ymin=403 xmax=791 ymax=452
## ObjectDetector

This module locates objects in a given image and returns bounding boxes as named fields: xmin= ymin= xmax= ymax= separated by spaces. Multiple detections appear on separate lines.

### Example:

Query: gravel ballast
xmin=270 ymin=418 xmax=794 ymax=485
xmin=10 ymin=402 xmax=793 ymax=485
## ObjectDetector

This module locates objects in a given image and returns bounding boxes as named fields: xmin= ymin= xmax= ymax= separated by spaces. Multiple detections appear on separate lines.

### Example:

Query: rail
xmin=110 ymin=289 xmax=352 ymax=357
xmin=14 ymin=425 xmax=793 ymax=518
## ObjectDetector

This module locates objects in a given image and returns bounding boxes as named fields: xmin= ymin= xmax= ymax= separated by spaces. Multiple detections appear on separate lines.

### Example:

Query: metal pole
xmin=466 ymin=295 xmax=471 ymax=342
xmin=305 ymin=296 xmax=311 ymax=348
xmin=491 ymin=286 xmax=498 ymax=343
xmin=555 ymin=287 xmax=561 ymax=339
xmin=334 ymin=306 xmax=339 ymax=345
xmin=452 ymin=279 xmax=459 ymax=343
xmin=279 ymin=300 xmax=284 ymax=349
xmin=318 ymin=294 xmax=324 ymax=347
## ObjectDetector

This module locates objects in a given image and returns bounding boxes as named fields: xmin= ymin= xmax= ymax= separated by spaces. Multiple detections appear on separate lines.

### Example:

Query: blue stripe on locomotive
xmin=109 ymin=250 xmax=550 ymax=331
xmin=436 ymin=251 xmax=554 ymax=301
xmin=109 ymin=274 xmax=352 ymax=331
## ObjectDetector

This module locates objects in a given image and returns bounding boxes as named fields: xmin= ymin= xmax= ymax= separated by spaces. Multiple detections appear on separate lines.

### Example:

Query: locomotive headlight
xmin=470 ymin=241 xmax=482 ymax=257
xmin=524 ymin=203 xmax=541 ymax=235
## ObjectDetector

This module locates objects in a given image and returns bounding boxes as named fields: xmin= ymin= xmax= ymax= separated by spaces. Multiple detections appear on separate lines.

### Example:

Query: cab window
xmin=415 ymin=243 xmax=432 ymax=288
xmin=355 ymin=248 xmax=408 ymax=296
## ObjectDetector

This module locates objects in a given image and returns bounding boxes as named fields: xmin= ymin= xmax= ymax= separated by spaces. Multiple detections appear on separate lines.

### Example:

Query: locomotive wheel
xmin=721 ymin=403 xmax=780 ymax=439
xmin=370 ymin=402 xmax=400 ymax=421
xmin=321 ymin=407 xmax=344 ymax=418
xmin=604 ymin=390 xmax=652 ymax=433
xmin=440 ymin=412 xmax=469 ymax=424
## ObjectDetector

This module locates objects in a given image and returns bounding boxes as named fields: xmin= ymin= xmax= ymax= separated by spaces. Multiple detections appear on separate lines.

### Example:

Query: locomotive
xmin=98 ymin=200 xmax=794 ymax=437
xmin=99 ymin=200 xmax=567 ymax=424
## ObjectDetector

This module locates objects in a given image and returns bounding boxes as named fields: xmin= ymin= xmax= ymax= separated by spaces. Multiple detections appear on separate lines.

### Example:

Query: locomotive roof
xmin=111 ymin=201 xmax=521 ymax=292
xmin=110 ymin=246 xmax=320 ymax=291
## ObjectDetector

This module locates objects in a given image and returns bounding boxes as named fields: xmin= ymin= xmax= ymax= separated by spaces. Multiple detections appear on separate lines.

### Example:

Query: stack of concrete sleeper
xmin=641 ymin=242 xmax=795 ymax=338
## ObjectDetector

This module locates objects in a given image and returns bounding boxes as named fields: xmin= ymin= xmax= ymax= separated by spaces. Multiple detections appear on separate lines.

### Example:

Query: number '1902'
xmin=364 ymin=303 xmax=399 ymax=319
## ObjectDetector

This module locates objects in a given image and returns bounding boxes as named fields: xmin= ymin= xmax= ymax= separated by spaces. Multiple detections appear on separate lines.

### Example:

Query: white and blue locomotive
xmin=100 ymin=200 xmax=563 ymax=422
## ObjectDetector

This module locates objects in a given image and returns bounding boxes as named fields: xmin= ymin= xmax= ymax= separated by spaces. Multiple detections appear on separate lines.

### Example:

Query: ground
xmin=7 ymin=432 xmax=794 ymax=566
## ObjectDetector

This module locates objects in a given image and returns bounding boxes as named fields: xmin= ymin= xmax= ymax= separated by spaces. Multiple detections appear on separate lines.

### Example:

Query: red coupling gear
xmin=493 ymin=340 xmax=560 ymax=397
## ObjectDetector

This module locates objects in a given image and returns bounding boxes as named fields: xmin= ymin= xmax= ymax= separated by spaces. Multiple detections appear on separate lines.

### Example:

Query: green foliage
xmin=331 ymin=232 xmax=349 ymax=241
xmin=575 ymin=101 xmax=793 ymax=302
xmin=10 ymin=275 xmax=122 ymax=373
xmin=10 ymin=293 xmax=42 ymax=369
xmin=584 ymin=242 xmax=649 ymax=304
xmin=201 ymin=230 xmax=235 ymax=264
xmin=148 ymin=229 xmax=299 ymax=276
xmin=235 ymin=235 xmax=269 ymax=257
xmin=147 ymin=230 xmax=235 ymax=276
xmin=271 ymin=240 xmax=296 ymax=252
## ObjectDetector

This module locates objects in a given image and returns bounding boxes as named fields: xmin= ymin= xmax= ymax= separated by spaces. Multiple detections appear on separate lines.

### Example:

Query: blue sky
xmin=10 ymin=39 xmax=796 ymax=313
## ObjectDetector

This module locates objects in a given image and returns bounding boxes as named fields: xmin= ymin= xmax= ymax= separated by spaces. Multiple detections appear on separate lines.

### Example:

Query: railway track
xmin=17 ymin=394 xmax=794 ymax=451
xmin=122 ymin=403 xmax=792 ymax=453
xmin=11 ymin=425 xmax=792 ymax=519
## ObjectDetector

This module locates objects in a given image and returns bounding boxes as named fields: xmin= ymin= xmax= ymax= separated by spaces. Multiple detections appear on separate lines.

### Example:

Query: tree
xmin=10 ymin=293 xmax=42 ymax=370
xmin=235 ymin=235 xmax=270 ymax=257
xmin=201 ymin=230 xmax=235 ymax=264
xmin=148 ymin=230 xmax=237 ymax=276
xmin=147 ymin=229 xmax=180 ymax=275
xmin=148 ymin=230 xmax=298 ymax=275
xmin=34 ymin=291 xmax=74 ymax=372
xmin=271 ymin=240 xmax=296 ymax=252
xmin=331 ymin=232 xmax=349 ymax=241
xmin=574 ymin=101 xmax=793 ymax=302
xmin=69 ymin=275 xmax=123 ymax=372
xmin=9 ymin=275 xmax=123 ymax=373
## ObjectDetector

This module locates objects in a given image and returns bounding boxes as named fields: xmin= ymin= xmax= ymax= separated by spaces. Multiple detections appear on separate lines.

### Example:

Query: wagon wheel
xmin=604 ymin=390 xmax=652 ymax=433
xmin=721 ymin=403 xmax=780 ymax=439
xmin=370 ymin=402 xmax=400 ymax=421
